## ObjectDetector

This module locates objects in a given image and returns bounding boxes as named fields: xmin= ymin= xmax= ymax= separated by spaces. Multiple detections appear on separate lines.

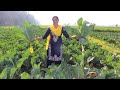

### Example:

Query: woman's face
xmin=52 ymin=17 xmax=59 ymax=25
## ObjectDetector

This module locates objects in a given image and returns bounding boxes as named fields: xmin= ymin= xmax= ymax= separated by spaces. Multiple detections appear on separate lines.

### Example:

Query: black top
xmin=42 ymin=27 xmax=69 ymax=44
xmin=42 ymin=27 xmax=70 ymax=61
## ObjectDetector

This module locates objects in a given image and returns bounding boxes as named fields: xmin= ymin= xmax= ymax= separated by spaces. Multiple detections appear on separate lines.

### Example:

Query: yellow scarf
xmin=46 ymin=25 xmax=62 ymax=50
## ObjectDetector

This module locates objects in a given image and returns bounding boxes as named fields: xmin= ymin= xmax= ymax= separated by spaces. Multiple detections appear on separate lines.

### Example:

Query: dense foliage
xmin=0 ymin=18 xmax=120 ymax=79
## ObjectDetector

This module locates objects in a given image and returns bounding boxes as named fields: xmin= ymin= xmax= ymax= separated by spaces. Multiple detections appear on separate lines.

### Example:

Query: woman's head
xmin=52 ymin=16 xmax=59 ymax=25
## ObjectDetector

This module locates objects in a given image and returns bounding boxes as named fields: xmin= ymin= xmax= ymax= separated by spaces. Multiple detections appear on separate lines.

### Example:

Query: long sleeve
xmin=62 ymin=27 xmax=69 ymax=38
xmin=42 ymin=28 xmax=50 ymax=39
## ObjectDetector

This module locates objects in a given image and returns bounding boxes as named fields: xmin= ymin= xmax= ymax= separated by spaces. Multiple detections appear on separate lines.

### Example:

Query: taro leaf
xmin=22 ymin=21 xmax=36 ymax=41
xmin=16 ymin=57 xmax=28 ymax=68
xmin=44 ymin=74 xmax=53 ymax=79
xmin=21 ymin=72 xmax=30 ymax=79
xmin=31 ymin=63 xmax=41 ymax=79
xmin=77 ymin=64 xmax=84 ymax=79
xmin=0 ymin=67 xmax=8 ymax=79
xmin=81 ymin=21 xmax=87 ymax=37
xmin=94 ymin=67 xmax=107 ymax=79
xmin=87 ymin=56 xmax=95 ymax=63
xmin=0 ymin=56 xmax=5 ymax=63
xmin=79 ymin=37 xmax=87 ymax=45
xmin=22 ymin=49 xmax=30 ymax=58
xmin=10 ymin=67 xmax=18 ymax=79
xmin=31 ymin=55 xmax=38 ymax=67
xmin=77 ymin=17 xmax=83 ymax=31
xmin=79 ymin=66 xmax=85 ymax=79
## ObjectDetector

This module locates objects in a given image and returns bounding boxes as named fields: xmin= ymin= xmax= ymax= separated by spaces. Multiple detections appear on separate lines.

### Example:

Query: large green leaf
xmin=31 ymin=63 xmax=41 ymax=79
xmin=21 ymin=49 xmax=30 ymax=58
xmin=16 ymin=57 xmax=28 ymax=68
xmin=10 ymin=67 xmax=18 ymax=79
xmin=77 ymin=17 xmax=83 ymax=31
xmin=22 ymin=20 xmax=38 ymax=41
xmin=76 ymin=17 xmax=95 ymax=40
xmin=21 ymin=72 xmax=30 ymax=79
xmin=0 ymin=67 xmax=8 ymax=79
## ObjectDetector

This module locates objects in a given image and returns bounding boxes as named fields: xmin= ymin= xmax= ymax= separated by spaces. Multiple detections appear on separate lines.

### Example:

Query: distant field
xmin=70 ymin=25 xmax=120 ymax=32
xmin=0 ymin=26 xmax=15 ymax=28
xmin=94 ymin=26 xmax=120 ymax=32
xmin=1 ymin=25 xmax=120 ymax=32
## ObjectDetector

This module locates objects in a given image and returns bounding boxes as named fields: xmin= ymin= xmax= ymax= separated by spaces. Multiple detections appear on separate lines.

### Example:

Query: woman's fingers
xmin=31 ymin=39 xmax=35 ymax=42
xmin=71 ymin=35 xmax=77 ymax=38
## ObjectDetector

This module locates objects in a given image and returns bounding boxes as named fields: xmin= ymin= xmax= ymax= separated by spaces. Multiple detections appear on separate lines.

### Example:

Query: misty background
xmin=0 ymin=11 xmax=39 ymax=26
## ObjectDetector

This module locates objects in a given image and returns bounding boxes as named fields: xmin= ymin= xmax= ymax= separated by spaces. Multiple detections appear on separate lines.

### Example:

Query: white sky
xmin=28 ymin=11 xmax=120 ymax=26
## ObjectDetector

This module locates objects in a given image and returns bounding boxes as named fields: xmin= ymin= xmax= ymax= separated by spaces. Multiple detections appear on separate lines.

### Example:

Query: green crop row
xmin=0 ymin=19 xmax=120 ymax=79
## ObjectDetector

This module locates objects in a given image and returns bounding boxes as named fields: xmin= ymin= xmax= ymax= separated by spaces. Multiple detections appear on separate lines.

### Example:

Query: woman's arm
xmin=62 ymin=27 xmax=69 ymax=38
xmin=31 ymin=28 xmax=50 ymax=42
xmin=62 ymin=27 xmax=76 ymax=39
xmin=31 ymin=37 xmax=43 ymax=42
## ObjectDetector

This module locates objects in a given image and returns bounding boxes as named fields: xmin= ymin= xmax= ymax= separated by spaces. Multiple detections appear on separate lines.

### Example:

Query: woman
xmin=31 ymin=16 xmax=76 ymax=67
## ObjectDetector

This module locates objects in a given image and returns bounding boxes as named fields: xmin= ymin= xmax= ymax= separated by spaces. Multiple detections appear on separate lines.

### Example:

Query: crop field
xmin=0 ymin=18 xmax=120 ymax=79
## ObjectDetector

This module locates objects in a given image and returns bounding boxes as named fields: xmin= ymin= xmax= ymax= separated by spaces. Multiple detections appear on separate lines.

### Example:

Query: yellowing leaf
xmin=29 ymin=46 xmax=33 ymax=53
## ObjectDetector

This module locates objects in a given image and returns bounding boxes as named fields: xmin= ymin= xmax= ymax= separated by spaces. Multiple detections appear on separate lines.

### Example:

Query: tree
xmin=0 ymin=11 xmax=39 ymax=26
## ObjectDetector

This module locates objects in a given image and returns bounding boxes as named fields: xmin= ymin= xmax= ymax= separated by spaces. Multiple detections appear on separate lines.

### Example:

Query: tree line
xmin=0 ymin=11 xmax=39 ymax=26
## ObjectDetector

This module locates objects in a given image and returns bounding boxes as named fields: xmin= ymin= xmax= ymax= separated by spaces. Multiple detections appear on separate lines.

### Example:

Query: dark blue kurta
xmin=42 ymin=27 xmax=69 ymax=61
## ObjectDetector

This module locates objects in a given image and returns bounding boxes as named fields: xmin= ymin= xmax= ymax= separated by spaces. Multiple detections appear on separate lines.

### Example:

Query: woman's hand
xmin=69 ymin=35 xmax=77 ymax=39
xmin=31 ymin=38 xmax=36 ymax=42
xmin=31 ymin=37 xmax=43 ymax=42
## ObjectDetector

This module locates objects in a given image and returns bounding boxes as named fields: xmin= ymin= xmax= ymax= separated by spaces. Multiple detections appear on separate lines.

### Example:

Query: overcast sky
xmin=28 ymin=11 xmax=120 ymax=26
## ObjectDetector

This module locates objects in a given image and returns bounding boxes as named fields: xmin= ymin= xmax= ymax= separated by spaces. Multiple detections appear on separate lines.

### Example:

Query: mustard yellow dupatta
xmin=46 ymin=25 xmax=63 ymax=50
